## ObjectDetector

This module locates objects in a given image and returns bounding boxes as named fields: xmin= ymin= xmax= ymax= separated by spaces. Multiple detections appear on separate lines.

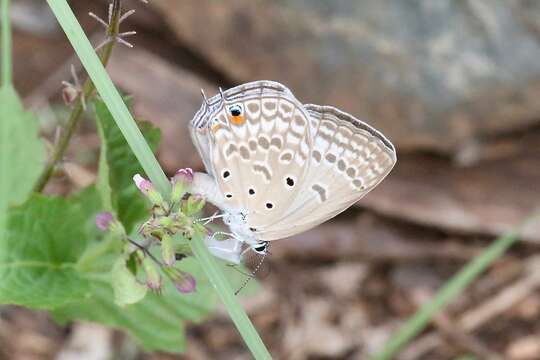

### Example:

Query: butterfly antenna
xmin=219 ymin=87 xmax=226 ymax=101
xmin=200 ymin=88 xmax=209 ymax=106
xmin=234 ymin=245 xmax=269 ymax=296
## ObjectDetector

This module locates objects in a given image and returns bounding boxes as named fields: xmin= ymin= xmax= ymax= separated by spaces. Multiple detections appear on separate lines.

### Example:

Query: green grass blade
xmin=371 ymin=210 xmax=540 ymax=360
xmin=45 ymin=1 xmax=271 ymax=358
xmin=191 ymin=234 xmax=271 ymax=359
xmin=1 ymin=0 xmax=12 ymax=87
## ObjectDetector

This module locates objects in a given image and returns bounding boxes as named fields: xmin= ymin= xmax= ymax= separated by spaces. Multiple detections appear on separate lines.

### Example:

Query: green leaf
xmin=0 ymin=86 xmax=45 ymax=240
xmin=0 ymin=192 xmax=100 ymax=309
xmin=111 ymin=257 xmax=147 ymax=306
xmin=54 ymin=257 xmax=218 ymax=353
xmin=94 ymin=99 xmax=160 ymax=232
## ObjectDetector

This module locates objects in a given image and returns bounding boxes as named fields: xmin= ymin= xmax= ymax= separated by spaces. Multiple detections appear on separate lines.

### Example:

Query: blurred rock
xmin=151 ymin=0 xmax=540 ymax=153
xmin=11 ymin=1 xmax=58 ymax=35
xmin=108 ymin=47 xmax=215 ymax=173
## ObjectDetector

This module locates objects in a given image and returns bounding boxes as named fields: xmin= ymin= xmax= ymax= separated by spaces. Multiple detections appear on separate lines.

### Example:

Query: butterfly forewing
xmin=205 ymin=83 xmax=313 ymax=232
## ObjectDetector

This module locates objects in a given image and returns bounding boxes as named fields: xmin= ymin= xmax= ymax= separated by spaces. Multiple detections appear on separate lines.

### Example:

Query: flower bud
xmin=163 ymin=267 xmax=196 ymax=293
xmin=161 ymin=233 xmax=175 ymax=267
xmin=133 ymin=174 xmax=165 ymax=208
xmin=95 ymin=211 xmax=114 ymax=231
xmin=95 ymin=212 xmax=125 ymax=237
xmin=170 ymin=168 xmax=193 ymax=204
xmin=142 ymin=256 xmax=162 ymax=293
xmin=182 ymin=195 xmax=205 ymax=216
xmin=62 ymin=84 xmax=79 ymax=105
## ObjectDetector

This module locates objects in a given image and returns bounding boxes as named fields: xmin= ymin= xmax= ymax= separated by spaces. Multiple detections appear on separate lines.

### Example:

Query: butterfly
xmin=189 ymin=81 xmax=396 ymax=264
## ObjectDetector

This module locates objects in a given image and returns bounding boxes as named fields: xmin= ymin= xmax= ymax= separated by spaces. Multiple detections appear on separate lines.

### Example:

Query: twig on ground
xmin=401 ymin=255 xmax=540 ymax=359
xmin=410 ymin=289 xmax=503 ymax=360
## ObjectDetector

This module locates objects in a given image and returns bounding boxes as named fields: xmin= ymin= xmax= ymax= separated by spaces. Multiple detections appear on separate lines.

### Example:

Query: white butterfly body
xmin=189 ymin=81 xmax=396 ymax=263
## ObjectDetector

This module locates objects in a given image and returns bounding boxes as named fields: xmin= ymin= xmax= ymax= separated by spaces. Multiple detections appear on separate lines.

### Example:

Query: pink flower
xmin=133 ymin=174 xmax=153 ymax=193
xmin=170 ymin=168 xmax=194 ymax=203
xmin=133 ymin=173 xmax=165 ymax=208
xmin=172 ymin=168 xmax=194 ymax=184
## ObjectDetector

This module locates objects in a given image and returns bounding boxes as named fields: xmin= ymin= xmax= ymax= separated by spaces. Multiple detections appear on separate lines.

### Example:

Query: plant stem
xmin=46 ymin=0 xmax=169 ymax=195
xmin=46 ymin=1 xmax=271 ymax=358
xmin=1 ymin=0 xmax=12 ymax=87
xmin=33 ymin=0 xmax=120 ymax=193
xmin=371 ymin=209 xmax=540 ymax=360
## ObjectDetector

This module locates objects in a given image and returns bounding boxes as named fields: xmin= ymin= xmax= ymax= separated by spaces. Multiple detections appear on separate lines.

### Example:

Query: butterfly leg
xmin=195 ymin=211 xmax=226 ymax=225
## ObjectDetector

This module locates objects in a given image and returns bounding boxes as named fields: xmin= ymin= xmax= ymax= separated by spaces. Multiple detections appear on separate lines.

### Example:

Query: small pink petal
xmin=172 ymin=168 xmax=194 ymax=183
xmin=133 ymin=174 xmax=152 ymax=192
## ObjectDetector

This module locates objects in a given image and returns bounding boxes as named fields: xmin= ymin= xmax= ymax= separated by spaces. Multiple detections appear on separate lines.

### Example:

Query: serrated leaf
xmin=111 ymin=257 xmax=147 ymax=306
xmin=53 ymin=257 xmax=217 ymax=353
xmin=0 ymin=86 xmax=45 ymax=241
xmin=0 ymin=192 xmax=101 ymax=309
xmin=94 ymin=99 xmax=160 ymax=232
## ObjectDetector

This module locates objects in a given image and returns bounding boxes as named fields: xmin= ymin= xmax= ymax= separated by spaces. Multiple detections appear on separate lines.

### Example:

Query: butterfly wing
xmin=255 ymin=104 xmax=396 ymax=240
xmin=197 ymin=81 xmax=313 ymax=230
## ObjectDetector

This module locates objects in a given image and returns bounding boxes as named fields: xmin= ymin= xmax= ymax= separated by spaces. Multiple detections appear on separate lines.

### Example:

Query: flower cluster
xmin=95 ymin=168 xmax=204 ymax=296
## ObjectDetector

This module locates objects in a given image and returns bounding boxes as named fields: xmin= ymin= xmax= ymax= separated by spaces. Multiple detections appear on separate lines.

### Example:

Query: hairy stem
xmin=33 ymin=0 xmax=121 ymax=193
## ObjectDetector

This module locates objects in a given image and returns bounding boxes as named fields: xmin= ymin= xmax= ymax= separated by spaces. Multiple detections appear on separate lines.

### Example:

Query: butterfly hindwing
xmin=256 ymin=105 xmax=396 ymax=240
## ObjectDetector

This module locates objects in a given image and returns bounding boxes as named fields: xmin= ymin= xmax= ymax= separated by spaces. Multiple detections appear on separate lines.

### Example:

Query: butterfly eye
xmin=252 ymin=241 xmax=268 ymax=254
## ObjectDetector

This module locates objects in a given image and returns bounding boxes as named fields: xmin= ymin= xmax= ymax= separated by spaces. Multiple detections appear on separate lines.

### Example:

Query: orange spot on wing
xmin=211 ymin=124 xmax=221 ymax=132
xmin=230 ymin=115 xmax=245 ymax=125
